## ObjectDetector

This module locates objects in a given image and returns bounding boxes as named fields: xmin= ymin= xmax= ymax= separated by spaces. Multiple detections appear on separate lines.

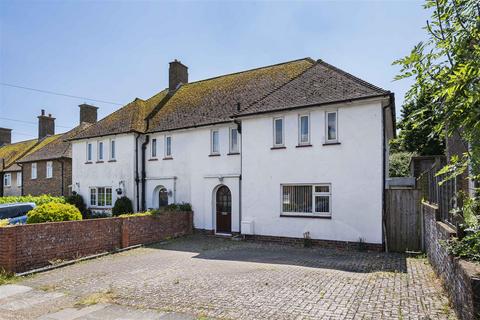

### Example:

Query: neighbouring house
xmin=71 ymin=57 xmax=395 ymax=247
xmin=16 ymin=106 xmax=97 ymax=197
xmin=0 ymin=128 xmax=37 ymax=197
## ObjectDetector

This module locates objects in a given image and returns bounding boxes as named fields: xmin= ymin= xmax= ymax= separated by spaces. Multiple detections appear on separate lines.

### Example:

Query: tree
xmin=394 ymin=0 xmax=480 ymax=184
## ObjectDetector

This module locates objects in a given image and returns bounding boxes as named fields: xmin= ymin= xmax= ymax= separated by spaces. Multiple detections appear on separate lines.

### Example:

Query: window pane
xmin=166 ymin=137 xmax=171 ymax=156
xmin=98 ymin=142 xmax=104 ymax=160
xmin=105 ymin=188 xmax=112 ymax=206
xmin=275 ymin=119 xmax=283 ymax=145
xmin=315 ymin=185 xmax=329 ymax=193
xmin=17 ymin=172 xmax=22 ymax=187
xmin=87 ymin=143 xmax=92 ymax=161
xmin=111 ymin=141 xmax=116 ymax=159
xmin=315 ymin=196 xmax=330 ymax=213
xmin=212 ymin=131 xmax=219 ymax=153
xmin=152 ymin=139 xmax=157 ymax=157
xmin=282 ymin=185 xmax=312 ymax=213
xmin=230 ymin=129 xmax=238 ymax=152
xmin=90 ymin=189 xmax=97 ymax=206
xmin=98 ymin=187 xmax=105 ymax=206
xmin=300 ymin=116 xmax=309 ymax=143
xmin=327 ymin=112 xmax=337 ymax=140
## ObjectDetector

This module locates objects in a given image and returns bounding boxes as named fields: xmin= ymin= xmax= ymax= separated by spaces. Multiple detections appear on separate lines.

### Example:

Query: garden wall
xmin=0 ymin=211 xmax=193 ymax=273
xmin=423 ymin=202 xmax=480 ymax=320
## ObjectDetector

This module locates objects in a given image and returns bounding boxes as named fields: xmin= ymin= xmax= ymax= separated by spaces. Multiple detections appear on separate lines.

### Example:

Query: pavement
xmin=0 ymin=234 xmax=457 ymax=320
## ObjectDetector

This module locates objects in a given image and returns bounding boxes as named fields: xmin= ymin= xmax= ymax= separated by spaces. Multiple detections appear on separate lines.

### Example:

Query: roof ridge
xmin=182 ymin=57 xmax=315 ymax=86
xmin=316 ymin=59 xmax=389 ymax=93
xmin=235 ymin=61 xmax=318 ymax=116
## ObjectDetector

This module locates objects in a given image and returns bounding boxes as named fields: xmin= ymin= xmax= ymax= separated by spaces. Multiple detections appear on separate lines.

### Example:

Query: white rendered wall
xmin=241 ymin=101 xmax=385 ymax=244
xmin=72 ymin=133 xmax=138 ymax=211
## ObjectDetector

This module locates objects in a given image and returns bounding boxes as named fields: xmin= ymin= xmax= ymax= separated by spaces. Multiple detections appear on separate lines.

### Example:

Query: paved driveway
xmin=1 ymin=235 xmax=456 ymax=320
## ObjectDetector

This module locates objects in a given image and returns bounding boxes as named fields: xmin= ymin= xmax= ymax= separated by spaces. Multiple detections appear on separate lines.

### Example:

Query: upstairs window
xmin=298 ymin=114 xmax=310 ymax=145
xmin=87 ymin=143 xmax=93 ymax=161
xmin=17 ymin=172 xmax=22 ymax=187
xmin=110 ymin=140 xmax=116 ymax=160
xmin=281 ymin=184 xmax=331 ymax=217
xmin=98 ymin=141 xmax=104 ymax=161
xmin=273 ymin=117 xmax=284 ymax=147
xmin=229 ymin=128 xmax=239 ymax=153
xmin=326 ymin=111 xmax=338 ymax=143
xmin=31 ymin=163 xmax=37 ymax=179
xmin=165 ymin=136 xmax=172 ymax=158
xmin=151 ymin=138 xmax=157 ymax=158
xmin=3 ymin=173 xmax=11 ymax=187
xmin=46 ymin=161 xmax=53 ymax=178
xmin=211 ymin=130 xmax=219 ymax=155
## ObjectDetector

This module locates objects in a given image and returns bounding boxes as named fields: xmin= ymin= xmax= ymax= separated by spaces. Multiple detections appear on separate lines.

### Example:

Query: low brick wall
xmin=423 ymin=202 xmax=480 ymax=320
xmin=0 ymin=211 xmax=193 ymax=274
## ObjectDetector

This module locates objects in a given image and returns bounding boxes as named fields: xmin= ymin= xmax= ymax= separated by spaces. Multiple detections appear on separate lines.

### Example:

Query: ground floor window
xmin=281 ymin=184 xmax=331 ymax=217
xmin=90 ymin=187 xmax=113 ymax=207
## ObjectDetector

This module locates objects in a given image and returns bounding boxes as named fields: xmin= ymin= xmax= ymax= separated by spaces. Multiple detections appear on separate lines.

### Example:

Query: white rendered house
xmin=71 ymin=58 xmax=395 ymax=247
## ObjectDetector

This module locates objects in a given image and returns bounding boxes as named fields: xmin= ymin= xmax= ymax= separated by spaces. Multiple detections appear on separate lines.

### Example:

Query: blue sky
xmin=0 ymin=0 xmax=430 ymax=142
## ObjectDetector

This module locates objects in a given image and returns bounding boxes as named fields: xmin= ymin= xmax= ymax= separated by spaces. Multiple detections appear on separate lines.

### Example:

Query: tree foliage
xmin=389 ymin=152 xmax=415 ymax=177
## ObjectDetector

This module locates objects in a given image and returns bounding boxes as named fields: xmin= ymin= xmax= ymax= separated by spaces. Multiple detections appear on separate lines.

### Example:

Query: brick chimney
xmin=169 ymin=60 xmax=188 ymax=92
xmin=0 ymin=128 xmax=12 ymax=146
xmin=38 ymin=109 xmax=55 ymax=139
xmin=79 ymin=103 xmax=98 ymax=124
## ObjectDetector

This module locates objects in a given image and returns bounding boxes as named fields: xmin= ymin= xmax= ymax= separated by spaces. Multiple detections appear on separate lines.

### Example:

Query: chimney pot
xmin=169 ymin=60 xmax=188 ymax=92
xmin=38 ymin=110 xmax=55 ymax=139
xmin=79 ymin=104 xmax=98 ymax=124
xmin=0 ymin=128 xmax=12 ymax=146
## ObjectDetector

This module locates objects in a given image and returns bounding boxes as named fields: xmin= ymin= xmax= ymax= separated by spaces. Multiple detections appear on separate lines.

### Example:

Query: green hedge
xmin=151 ymin=202 xmax=192 ymax=214
xmin=26 ymin=203 xmax=82 ymax=224
xmin=0 ymin=195 xmax=65 ymax=206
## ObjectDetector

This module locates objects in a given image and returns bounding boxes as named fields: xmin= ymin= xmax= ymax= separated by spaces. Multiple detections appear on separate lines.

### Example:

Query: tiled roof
xmin=72 ymin=90 xmax=169 ymax=140
xmin=236 ymin=60 xmax=390 ymax=117
xmin=146 ymin=58 xmax=315 ymax=133
xmin=0 ymin=139 xmax=37 ymax=170
xmin=18 ymin=123 xmax=93 ymax=163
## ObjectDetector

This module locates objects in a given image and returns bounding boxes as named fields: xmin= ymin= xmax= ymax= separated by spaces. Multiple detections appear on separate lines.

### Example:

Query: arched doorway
xmin=215 ymin=185 xmax=231 ymax=233
xmin=158 ymin=187 xmax=168 ymax=209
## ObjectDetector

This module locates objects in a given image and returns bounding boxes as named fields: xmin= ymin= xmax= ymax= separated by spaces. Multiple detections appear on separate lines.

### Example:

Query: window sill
xmin=89 ymin=206 xmax=112 ymax=210
xmin=323 ymin=142 xmax=341 ymax=146
xmin=271 ymin=146 xmax=286 ymax=150
xmin=209 ymin=154 xmax=221 ymax=157
xmin=280 ymin=214 xmax=332 ymax=219
xmin=148 ymin=158 xmax=158 ymax=161
xmin=85 ymin=161 xmax=93 ymax=164
xmin=163 ymin=157 xmax=173 ymax=160
xmin=227 ymin=152 xmax=240 ymax=156
xmin=108 ymin=159 xmax=117 ymax=163
xmin=296 ymin=144 xmax=312 ymax=148
xmin=96 ymin=161 xmax=104 ymax=163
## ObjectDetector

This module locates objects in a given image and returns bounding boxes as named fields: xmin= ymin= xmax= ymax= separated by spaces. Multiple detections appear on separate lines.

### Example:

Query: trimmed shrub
xmin=26 ymin=203 xmax=82 ymax=224
xmin=112 ymin=197 xmax=133 ymax=216
xmin=65 ymin=194 xmax=89 ymax=219
xmin=0 ymin=195 xmax=65 ymax=206
xmin=151 ymin=202 xmax=192 ymax=214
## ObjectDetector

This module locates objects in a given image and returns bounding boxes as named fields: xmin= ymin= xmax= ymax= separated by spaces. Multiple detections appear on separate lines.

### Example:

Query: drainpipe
xmin=135 ymin=134 xmax=140 ymax=211
xmin=382 ymin=93 xmax=395 ymax=253
xmin=141 ymin=135 xmax=150 ymax=211
xmin=234 ymin=119 xmax=242 ymax=235
xmin=18 ymin=163 xmax=24 ymax=196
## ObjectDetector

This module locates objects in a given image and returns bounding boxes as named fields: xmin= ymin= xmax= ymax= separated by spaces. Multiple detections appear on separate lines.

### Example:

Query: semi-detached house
xmin=70 ymin=57 xmax=395 ymax=248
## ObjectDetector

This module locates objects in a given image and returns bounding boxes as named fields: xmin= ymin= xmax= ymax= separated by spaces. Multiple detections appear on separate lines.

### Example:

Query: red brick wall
xmin=22 ymin=159 xmax=72 ymax=196
xmin=0 ymin=211 xmax=192 ymax=273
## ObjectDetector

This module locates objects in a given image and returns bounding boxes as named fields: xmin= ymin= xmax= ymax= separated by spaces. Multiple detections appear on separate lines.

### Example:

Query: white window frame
xmin=280 ymin=183 xmax=332 ymax=217
xmin=97 ymin=141 xmax=104 ymax=161
xmin=325 ymin=111 xmax=338 ymax=143
xmin=110 ymin=139 xmax=116 ymax=160
xmin=87 ymin=142 xmax=93 ymax=162
xmin=229 ymin=127 xmax=239 ymax=154
xmin=31 ymin=162 xmax=37 ymax=179
xmin=3 ymin=173 xmax=11 ymax=187
xmin=164 ymin=135 xmax=172 ymax=158
xmin=17 ymin=172 xmax=22 ymax=187
xmin=151 ymin=138 xmax=157 ymax=158
xmin=211 ymin=129 xmax=220 ymax=155
xmin=89 ymin=186 xmax=113 ymax=207
xmin=273 ymin=117 xmax=285 ymax=147
xmin=298 ymin=114 xmax=310 ymax=145
xmin=46 ymin=161 xmax=53 ymax=179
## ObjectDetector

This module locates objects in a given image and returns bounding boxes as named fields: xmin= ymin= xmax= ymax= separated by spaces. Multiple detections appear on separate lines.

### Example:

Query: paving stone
xmin=0 ymin=285 xmax=32 ymax=300
xmin=0 ymin=290 xmax=64 ymax=311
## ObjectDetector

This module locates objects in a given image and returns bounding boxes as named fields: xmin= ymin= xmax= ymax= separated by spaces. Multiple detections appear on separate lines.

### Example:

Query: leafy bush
xmin=444 ymin=231 xmax=480 ymax=262
xmin=0 ymin=219 xmax=9 ymax=227
xmin=65 ymin=194 xmax=89 ymax=219
xmin=112 ymin=197 xmax=133 ymax=216
xmin=389 ymin=152 xmax=414 ymax=177
xmin=151 ymin=202 xmax=192 ymax=214
xmin=0 ymin=195 xmax=65 ymax=206
xmin=26 ymin=203 xmax=82 ymax=224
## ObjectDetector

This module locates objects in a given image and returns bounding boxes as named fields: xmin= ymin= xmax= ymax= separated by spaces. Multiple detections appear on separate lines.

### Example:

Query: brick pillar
xmin=0 ymin=227 xmax=17 ymax=273
xmin=120 ymin=219 xmax=129 ymax=249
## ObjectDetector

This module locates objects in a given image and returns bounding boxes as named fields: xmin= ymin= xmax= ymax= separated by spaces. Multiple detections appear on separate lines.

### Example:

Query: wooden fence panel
xmin=385 ymin=189 xmax=422 ymax=252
